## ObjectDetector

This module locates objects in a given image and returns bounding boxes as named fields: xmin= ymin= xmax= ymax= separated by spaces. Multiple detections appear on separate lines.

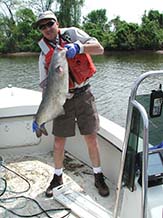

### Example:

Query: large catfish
xmin=33 ymin=47 xmax=69 ymax=137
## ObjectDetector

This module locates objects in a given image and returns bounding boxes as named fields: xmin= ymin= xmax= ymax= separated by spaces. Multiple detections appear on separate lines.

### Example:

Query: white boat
xmin=0 ymin=71 xmax=163 ymax=218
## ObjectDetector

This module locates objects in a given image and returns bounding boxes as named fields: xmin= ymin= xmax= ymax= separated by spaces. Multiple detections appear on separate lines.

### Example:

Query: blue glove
xmin=32 ymin=121 xmax=45 ymax=131
xmin=64 ymin=43 xmax=80 ymax=58
xmin=32 ymin=120 xmax=39 ymax=132
xmin=32 ymin=121 xmax=47 ymax=137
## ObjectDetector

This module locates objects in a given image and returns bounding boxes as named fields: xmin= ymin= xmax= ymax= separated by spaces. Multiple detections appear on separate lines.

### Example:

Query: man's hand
xmin=64 ymin=43 xmax=80 ymax=58
xmin=32 ymin=120 xmax=39 ymax=132
xmin=32 ymin=121 xmax=48 ymax=137
xmin=32 ymin=120 xmax=46 ymax=132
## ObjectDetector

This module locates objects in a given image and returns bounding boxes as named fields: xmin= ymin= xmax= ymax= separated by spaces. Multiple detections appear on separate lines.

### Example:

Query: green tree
xmin=1 ymin=2 xmax=163 ymax=53
xmin=82 ymin=9 xmax=108 ymax=45
xmin=0 ymin=16 xmax=9 ymax=52
xmin=114 ymin=21 xmax=139 ymax=50
xmin=83 ymin=9 xmax=107 ymax=25
xmin=139 ymin=10 xmax=163 ymax=49
xmin=15 ymin=8 xmax=41 ymax=51
xmin=0 ymin=7 xmax=40 ymax=53
xmin=55 ymin=0 xmax=84 ymax=27
xmin=0 ymin=10 xmax=18 ymax=53
xmin=138 ymin=20 xmax=163 ymax=49
xmin=142 ymin=10 xmax=163 ymax=28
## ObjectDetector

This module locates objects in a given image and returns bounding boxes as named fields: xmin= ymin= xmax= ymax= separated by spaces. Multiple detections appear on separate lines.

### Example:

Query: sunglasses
xmin=39 ymin=20 xmax=56 ymax=30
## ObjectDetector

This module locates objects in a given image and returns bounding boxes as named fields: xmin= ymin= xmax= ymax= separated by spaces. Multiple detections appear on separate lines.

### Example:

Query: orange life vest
xmin=40 ymin=35 xmax=96 ymax=88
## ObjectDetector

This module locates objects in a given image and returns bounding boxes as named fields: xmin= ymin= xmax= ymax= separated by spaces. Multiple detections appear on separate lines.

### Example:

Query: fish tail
xmin=35 ymin=128 xmax=42 ymax=138
xmin=35 ymin=127 xmax=48 ymax=138
xmin=40 ymin=126 xmax=48 ymax=136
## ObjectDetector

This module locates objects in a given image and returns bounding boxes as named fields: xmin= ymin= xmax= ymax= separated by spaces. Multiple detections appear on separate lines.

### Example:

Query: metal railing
xmin=113 ymin=70 xmax=163 ymax=218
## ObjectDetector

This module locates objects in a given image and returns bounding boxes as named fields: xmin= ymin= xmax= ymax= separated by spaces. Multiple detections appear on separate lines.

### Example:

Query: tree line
xmin=0 ymin=0 xmax=163 ymax=53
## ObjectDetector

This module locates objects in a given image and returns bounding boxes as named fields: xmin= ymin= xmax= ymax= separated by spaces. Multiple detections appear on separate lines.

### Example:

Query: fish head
xmin=47 ymin=48 xmax=69 ymax=93
xmin=53 ymin=48 xmax=67 ymax=66
xmin=50 ymin=48 xmax=68 ymax=78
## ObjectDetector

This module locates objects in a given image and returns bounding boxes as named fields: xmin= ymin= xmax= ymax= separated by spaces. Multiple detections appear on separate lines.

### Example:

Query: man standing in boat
xmin=34 ymin=10 xmax=109 ymax=198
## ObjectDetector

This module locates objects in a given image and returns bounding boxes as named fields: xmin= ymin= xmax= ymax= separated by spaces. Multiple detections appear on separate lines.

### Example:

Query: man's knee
xmin=54 ymin=136 xmax=66 ymax=150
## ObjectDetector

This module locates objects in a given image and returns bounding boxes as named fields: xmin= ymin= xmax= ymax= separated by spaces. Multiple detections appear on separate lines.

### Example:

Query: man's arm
xmin=62 ymin=27 xmax=104 ymax=55
xmin=81 ymin=42 xmax=104 ymax=55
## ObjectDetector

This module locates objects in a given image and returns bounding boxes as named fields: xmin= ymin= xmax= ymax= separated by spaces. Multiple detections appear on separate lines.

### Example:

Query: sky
xmin=82 ymin=0 xmax=163 ymax=24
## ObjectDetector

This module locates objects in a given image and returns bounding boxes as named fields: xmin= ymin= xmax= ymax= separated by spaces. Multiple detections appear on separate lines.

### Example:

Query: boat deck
xmin=0 ymin=151 xmax=117 ymax=218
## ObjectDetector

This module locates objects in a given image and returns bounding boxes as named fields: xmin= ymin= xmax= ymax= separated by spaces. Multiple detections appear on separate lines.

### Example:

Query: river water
xmin=1 ymin=52 xmax=163 ymax=127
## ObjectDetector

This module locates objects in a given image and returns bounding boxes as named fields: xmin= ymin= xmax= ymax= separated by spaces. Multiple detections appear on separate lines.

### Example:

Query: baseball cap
xmin=34 ymin=11 xmax=57 ymax=27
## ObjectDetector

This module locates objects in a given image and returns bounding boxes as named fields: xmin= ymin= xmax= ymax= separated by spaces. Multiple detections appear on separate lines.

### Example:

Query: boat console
xmin=114 ymin=71 xmax=163 ymax=218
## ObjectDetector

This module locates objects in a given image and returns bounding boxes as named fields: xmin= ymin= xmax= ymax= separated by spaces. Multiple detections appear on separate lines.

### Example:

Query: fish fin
xmin=40 ymin=126 xmax=48 ymax=136
xmin=35 ymin=129 xmax=42 ymax=138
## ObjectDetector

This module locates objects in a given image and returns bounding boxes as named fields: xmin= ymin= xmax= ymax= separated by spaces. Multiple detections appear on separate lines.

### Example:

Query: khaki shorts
xmin=52 ymin=88 xmax=99 ymax=137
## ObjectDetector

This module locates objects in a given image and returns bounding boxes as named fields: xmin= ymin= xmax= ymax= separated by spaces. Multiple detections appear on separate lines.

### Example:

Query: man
xmin=34 ymin=10 xmax=109 ymax=198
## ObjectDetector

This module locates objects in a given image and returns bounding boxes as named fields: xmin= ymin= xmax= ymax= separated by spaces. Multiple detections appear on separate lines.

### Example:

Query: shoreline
xmin=0 ymin=52 xmax=39 ymax=57
xmin=0 ymin=50 xmax=163 ymax=57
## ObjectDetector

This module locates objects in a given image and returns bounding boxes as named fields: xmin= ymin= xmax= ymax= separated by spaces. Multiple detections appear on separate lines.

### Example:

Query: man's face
xmin=38 ymin=19 xmax=59 ymax=41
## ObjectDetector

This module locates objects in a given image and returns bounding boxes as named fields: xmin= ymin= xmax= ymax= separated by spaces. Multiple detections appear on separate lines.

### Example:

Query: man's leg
xmin=84 ymin=133 xmax=100 ymax=167
xmin=84 ymin=133 xmax=110 ymax=197
xmin=46 ymin=97 xmax=76 ymax=197
xmin=53 ymin=136 xmax=66 ymax=169
xmin=45 ymin=136 xmax=66 ymax=197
